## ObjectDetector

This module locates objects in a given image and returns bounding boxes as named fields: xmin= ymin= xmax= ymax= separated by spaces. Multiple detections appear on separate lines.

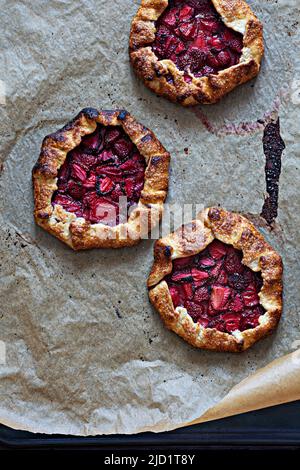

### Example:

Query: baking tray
xmin=1 ymin=400 xmax=300 ymax=450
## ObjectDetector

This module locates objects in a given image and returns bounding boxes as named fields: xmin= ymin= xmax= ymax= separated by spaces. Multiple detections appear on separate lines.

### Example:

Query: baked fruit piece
xmin=148 ymin=208 xmax=283 ymax=352
xmin=130 ymin=0 xmax=264 ymax=105
xmin=33 ymin=108 xmax=170 ymax=250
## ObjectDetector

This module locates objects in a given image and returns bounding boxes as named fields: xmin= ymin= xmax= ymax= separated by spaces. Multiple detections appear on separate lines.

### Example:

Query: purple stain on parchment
xmin=260 ymin=118 xmax=285 ymax=226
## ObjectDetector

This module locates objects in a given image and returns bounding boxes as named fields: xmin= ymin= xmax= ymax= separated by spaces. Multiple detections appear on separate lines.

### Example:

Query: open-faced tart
xmin=148 ymin=208 xmax=283 ymax=352
xmin=33 ymin=108 xmax=170 ymax=249
xmin=130 ymin=0 xmax=264 ymax=105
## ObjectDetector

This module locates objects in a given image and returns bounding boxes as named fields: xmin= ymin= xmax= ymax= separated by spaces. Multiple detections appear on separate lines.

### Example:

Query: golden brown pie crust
xmin=33 ymin=108 xmax=170 ymax=250
xmin=129 ymin=0 xmax=264 ymax=105
xmin=148 ymin=208 xmax=283 ymax=352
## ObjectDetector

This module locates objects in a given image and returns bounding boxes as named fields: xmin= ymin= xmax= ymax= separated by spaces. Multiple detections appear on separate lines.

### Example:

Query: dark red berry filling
xmin=166 ymin=240 xmax=265 ymax=334
xmin=152 ymin=0 xmax=243 ymax=81
xmin=52 ymin=125 xmax=146 ymax=226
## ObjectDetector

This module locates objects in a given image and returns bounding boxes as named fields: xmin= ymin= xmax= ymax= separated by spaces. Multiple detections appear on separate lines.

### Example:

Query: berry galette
xmin=33 ymin=108 xmax=170 ymax=249
xmin=148 ymin=208 xmax=283 ymax=352
xmin=130 ymin=0 xmax=264 ymax=105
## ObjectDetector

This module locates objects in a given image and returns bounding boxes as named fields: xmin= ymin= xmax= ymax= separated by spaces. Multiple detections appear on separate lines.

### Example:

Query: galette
xmin=130 ymin=0 xmax=264 ymax=105
xmin=148 ymin=208 xmax=283 ymax=352
xmin=33 ymin=108 xmax=170 ymax=249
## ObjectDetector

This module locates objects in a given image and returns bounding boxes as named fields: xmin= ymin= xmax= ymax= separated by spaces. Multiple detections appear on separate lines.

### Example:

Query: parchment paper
xmin=0 ymin=0 xmax=299 ymax=435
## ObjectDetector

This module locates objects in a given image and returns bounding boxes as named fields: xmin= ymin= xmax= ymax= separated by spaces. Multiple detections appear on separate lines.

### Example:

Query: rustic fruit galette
xmin=148 ymin=208 xmax=283 ymax=352
xmin=33 ymin=108 xmax=170 ymax=249
xmin=130 ymin=0 xmax=264 ymax=105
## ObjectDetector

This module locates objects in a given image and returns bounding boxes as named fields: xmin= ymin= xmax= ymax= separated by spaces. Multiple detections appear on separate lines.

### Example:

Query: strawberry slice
xmin=175 ymin=41 xmax=186 ymax=55
xmin=229 ymin=294 xmax=244 ymax=313
xmin=208 ymin=240 xmax=227 ymax=259
xmin=210 ymin=259 xmax=223 ymax=278
xmin=182 ymin=282 xmax=193 ymax=300
xmin=71 ymin=163 xmax=87 ymax=183
xmin=169 ymin=285 xmax=182 ymax=307
xmin=67 ymin=180 xmax=85 ymax=200
xmin=98 ymin=149 xmax=115 ymax=163
xmin=173 ymin=255 xmax=195 ymax=269
xmin=53 ymin=193 xmax=82 ymax=215
xmin=199 ymin=256 xmax=215 ymax=268
xmin=178 ymin=21 xmax=198 ymax=40
xmin=200 ymin=19 xmax=220 ymax=34
xmin=242 ymin=284 xmax=259 ymax=307
xmin=96 ymin=166 xmax=122 ymax=177
xmin=171 ymin=271 xmax=192 ymax=282
xmin=125 ymin=178 xmax=135 ymax=198
xmin=208 ymin=36 xmax=225 ymax=51
xmin=191 ymin=268 xmax=209 ymax=284
xmin=240 ymin=308 xmax=261 ymax=330
xmin=98 ymin=176 xmax=114 ymax=194
xmin=162 ymin=8 xmax=178 ymax=27
xmin=83 ymin=173 xmax=97 ymax=189
xmin=178 ymin=5 xmax=194 ymax=21
xmin=198 ymin=317 xmax=209 ymax=327
xmin=104 ymin=128 xmax=121 ymax=146
xmin=211 ymin=286 xmax=231 ymax=311
xmin=207 ymin=318 xmax=226 ymax=332
xmin=221 ymin=313 xmax=240 ymax=333
xmin=207 ymin=52 xmax=220 ymax=69
xmin=81 ymin=129 xmax=102 ymax=152
xmin=192 ymin=32 xmax=207 ymax=51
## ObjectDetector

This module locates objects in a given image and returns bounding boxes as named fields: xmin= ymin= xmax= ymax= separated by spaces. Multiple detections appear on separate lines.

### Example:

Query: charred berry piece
xmin=52 ymin=124 xmax=146 ymax=226
xmin=165 ymin=239 xmax=265 ymax=334
xmin=152 ymin=0 xmax=243 ymax=76
xmin=228 ymin=272 xmax=249 ymax=291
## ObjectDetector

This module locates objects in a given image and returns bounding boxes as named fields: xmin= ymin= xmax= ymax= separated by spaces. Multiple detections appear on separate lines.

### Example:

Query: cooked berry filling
xmin=52 ymin=125 xmax=146 ymax=226
xmin=166 ymin=240 xmax=265 ymax=333
xmin=152 ymin=0 xmax=243 ymax=81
